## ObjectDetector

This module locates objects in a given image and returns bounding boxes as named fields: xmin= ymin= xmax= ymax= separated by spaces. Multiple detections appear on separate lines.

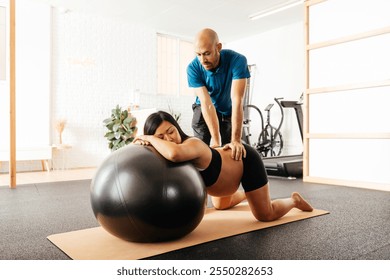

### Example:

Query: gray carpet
xmin=0 ymin=178 xmax=389 ymax=260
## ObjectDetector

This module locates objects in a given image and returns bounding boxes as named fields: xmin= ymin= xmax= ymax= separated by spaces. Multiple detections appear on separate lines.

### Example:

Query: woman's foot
xmin=292 ymin=192 xmax=314 ymax=212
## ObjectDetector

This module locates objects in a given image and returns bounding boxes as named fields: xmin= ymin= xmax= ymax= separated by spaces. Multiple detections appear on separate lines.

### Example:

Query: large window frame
xmin=303 ymin=0 xmax=390 ymax=191
xmin=0 ymin=2 xmax=6 ymax=81
xmin=157 ymin=33 xmax=195 ymax=96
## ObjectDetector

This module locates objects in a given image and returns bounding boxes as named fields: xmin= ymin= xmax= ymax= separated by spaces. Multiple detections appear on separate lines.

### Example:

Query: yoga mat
xmin=48 ymin=203 xmax=328 ymax=260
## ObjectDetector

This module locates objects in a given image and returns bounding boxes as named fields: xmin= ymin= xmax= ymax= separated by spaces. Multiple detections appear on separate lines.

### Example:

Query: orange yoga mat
xmin=48 ymin=203 xmax=328 ymax=260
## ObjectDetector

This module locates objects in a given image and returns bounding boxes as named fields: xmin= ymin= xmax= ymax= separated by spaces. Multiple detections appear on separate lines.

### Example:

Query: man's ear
xmin=216 ymin=42 xmax=222 ymax=52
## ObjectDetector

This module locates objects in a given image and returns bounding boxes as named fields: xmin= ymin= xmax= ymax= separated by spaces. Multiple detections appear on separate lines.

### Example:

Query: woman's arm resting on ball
xmin=133 ymin=135 xmax=206 ymax=163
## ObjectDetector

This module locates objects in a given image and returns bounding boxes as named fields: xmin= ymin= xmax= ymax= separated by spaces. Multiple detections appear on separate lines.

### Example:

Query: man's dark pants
xmin=191 ymin=104 xmax=232 ymax=146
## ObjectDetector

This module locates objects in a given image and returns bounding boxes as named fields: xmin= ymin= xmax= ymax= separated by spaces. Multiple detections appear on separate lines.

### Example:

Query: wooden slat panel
xmin=307 ymin=79 xmax=390 ymax=94
xmin=303 ymin=0 xmax=310 ymax=178
xmin=305 ymin=0 xmax=327 ymax=7
xmin=303 ymin=176 xmax=390 ymax=192
xmin=9 ymin=0 xmax=16 ymax=188
xmin=307 ymin=26 xmax=390 ymax=50
xmin=307 ymin=133 xmax=390 ymax=139
xmin=304 ymin=0 xmax=389 ymax=190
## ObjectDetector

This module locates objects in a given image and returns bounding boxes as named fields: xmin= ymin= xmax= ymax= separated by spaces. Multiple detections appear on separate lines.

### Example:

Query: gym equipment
xmin=243 ymin=98 xmax=284 ymax=157
xmin=243 ymin=96 xmax=304 ymax=178
xmin=262 ymin=100 xmax=304 ymax=178
xmin=90 ymin=144 xmax=206 ymax=243
xmin=262 ymin=154 xmax=303 ymax=178
xmin=241 ymin=68 xmax=303 ymax=177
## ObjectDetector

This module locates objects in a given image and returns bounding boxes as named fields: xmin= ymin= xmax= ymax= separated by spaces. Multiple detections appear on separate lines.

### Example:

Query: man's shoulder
xmin=221 ymin=49 xmax=246 ymax=59
xmin=187 ymin=56 xmax=202 ymax=70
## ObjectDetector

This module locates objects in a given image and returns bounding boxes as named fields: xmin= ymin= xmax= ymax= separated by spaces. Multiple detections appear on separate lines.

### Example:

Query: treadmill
xmin=262 ymin=100 xmax=303 ymax=178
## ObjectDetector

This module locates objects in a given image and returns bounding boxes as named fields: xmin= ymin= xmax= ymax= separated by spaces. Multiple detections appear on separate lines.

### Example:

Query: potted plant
xmin=103 ymin=105 xmax=137 ymax=151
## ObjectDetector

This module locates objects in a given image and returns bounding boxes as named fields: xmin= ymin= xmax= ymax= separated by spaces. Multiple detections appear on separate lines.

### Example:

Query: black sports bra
xmin=199 ymin=148 xmax=222 ymax=187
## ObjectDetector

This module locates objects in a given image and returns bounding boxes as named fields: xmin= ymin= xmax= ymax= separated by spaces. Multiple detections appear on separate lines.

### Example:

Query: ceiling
xmin=37 ymin=0 xmax=304 ymax=42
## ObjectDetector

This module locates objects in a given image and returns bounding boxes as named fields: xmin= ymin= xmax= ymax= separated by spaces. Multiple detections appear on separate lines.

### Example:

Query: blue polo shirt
xmin=187 ymin=49 xmax=250 ymax=116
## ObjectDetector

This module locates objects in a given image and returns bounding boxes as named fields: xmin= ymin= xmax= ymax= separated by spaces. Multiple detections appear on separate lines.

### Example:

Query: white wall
xmin=227 ymin=22 xmax=304 ymax=155
xmin=1 ymin=3 xmax=305 ymax=172
xmin=50 ymin=8 xmax=197 ymax=169
xmin=51 ymin=9 xmax=305 ymax=169
xmin=50 ymin=9 xmax=155 ymax=168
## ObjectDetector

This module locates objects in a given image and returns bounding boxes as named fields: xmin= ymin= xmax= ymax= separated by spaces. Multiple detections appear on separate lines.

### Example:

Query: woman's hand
xmin=132 ymin=135 xmax=151 ymax=146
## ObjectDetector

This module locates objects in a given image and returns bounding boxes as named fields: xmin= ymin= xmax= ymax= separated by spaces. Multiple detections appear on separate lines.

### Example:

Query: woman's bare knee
xmin=252 ymin=210 xmax=275 ymax=222
xmin=211 ymin=196 xmax=232 ymax=210
xmin=212 ymin=191 xmax=246 ymax=210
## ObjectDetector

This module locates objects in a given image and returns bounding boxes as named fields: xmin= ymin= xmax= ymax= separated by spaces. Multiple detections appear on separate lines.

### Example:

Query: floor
xmin=0 ymin=168 xmax=96 ymax=187
xmin=1 ymin=176 xmax=389 ymax=260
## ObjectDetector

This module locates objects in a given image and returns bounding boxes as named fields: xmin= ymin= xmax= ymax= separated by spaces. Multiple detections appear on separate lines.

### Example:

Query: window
xmin=157 ymin=33 xmax=195 ymax=96
xmin=0 ymin=5 xmax=6 ymax=80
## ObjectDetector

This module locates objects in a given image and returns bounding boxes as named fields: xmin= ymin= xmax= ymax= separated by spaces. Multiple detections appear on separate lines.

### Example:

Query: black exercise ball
xmin=90 ymin=144 xmax=206 ymax=243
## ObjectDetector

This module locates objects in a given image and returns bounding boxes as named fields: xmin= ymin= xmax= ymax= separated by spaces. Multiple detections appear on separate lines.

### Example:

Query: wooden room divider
xmin=303 ymin=0 xmax=390 ymax=191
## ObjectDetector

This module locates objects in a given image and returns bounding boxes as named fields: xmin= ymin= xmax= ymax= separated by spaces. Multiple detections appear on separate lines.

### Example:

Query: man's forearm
xmin=231 ymin=100 xmax=243 ymax=143
xmin=201 ymin=103 xmax=221 ymax=145
xmin=230 ymin=79 xmax=247 ymax=143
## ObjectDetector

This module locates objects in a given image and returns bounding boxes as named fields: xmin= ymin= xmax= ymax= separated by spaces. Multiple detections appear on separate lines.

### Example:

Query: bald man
xmin=187 ymin=28 xmax=250 ymax=160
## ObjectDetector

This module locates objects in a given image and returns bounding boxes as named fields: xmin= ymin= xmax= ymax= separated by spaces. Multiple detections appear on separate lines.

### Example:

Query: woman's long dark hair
xmin=143 ymin=111 xmax=190 ymax=142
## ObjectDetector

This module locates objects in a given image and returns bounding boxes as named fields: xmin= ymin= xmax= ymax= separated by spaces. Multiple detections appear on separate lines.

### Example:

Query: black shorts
xmin=241 ymin=144 xmax=268 ymax=192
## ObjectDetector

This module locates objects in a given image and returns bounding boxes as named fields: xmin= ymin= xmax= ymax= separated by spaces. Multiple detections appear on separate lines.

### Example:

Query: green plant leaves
xmin=123 ymin=116 xmax=132 ymax=124
xmin=103 ymin=105 xmax=137 ymax=151
xmin=112 ymin=123 xmax=121 ymax=132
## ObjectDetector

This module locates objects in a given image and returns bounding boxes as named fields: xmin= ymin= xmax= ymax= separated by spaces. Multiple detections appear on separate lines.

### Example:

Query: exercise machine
xmin=243 ymin=98 xmax=284 ymax=157
xmin=262 ymin=100 xmax=303 ymax=178
xmin=243 ymin=97 xmax=303 ymax=178
xmin=241 ymin=67 xmax=303 ymax=178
